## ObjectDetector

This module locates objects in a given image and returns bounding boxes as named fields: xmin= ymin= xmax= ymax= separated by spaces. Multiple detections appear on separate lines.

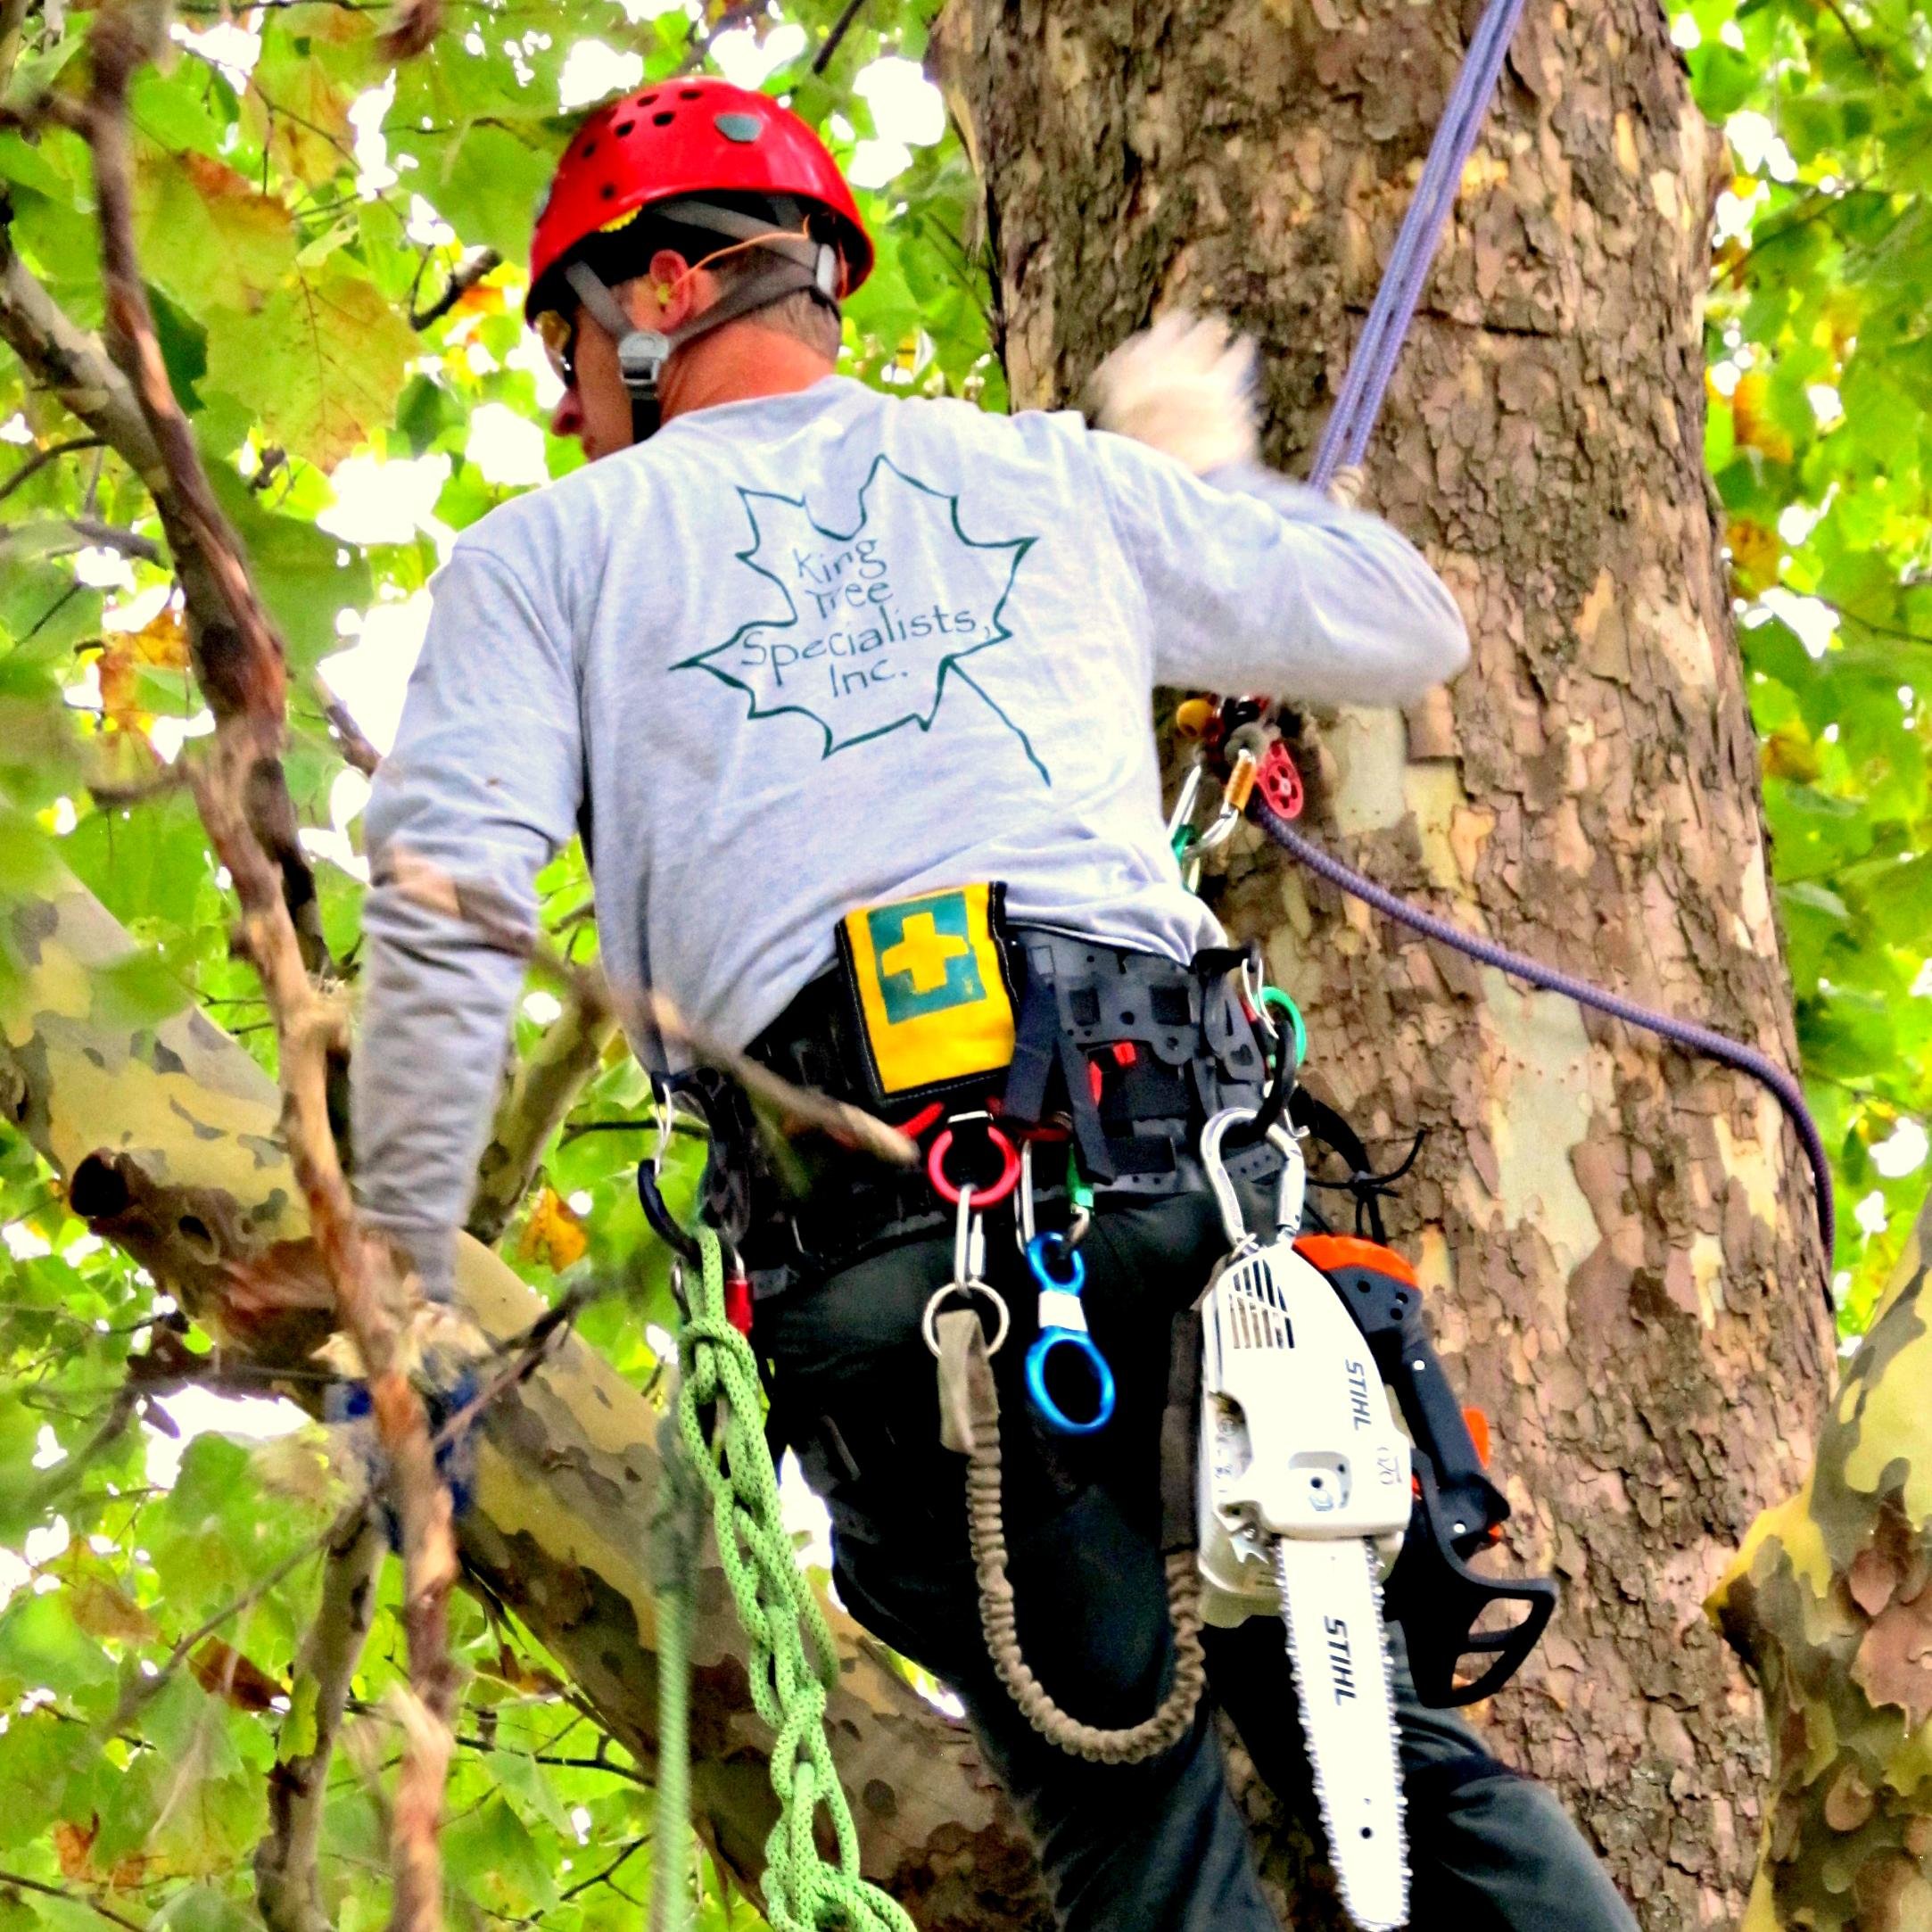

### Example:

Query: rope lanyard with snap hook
xmin=929 ymin=1213 xmax=1208 ymax=1764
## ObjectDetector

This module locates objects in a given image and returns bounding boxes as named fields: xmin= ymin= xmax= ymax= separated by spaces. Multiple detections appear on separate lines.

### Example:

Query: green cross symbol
xmin=871 ymin=895 xmax=986 ymax=1022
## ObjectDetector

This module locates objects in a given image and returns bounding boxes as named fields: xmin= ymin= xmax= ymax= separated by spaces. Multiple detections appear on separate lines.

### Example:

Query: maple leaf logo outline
xmin=671 ymin=455 xmax=1048 ymax=783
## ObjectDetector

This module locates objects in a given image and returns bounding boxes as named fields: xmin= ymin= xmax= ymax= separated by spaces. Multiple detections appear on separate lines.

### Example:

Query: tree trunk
xmin=933 ymin=2 xmax=1832 ymax=1925
xmin=0 ymin=879 xmax=1051 ymax=1932
xmin=1713 ymin=1185 xmax=1932 ymax=1932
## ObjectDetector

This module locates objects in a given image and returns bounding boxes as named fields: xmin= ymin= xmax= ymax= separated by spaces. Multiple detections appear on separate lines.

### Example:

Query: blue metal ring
xmin=1024 ymin=1232 xmax=1086 ymax=1294
xmin=1026 ymin=1329 xmax=1117 ymax=1435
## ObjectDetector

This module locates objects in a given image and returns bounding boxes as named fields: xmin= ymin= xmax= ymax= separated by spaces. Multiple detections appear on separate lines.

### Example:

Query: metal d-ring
xmin=922 ymin=1280 xmax=1011 ymax=1358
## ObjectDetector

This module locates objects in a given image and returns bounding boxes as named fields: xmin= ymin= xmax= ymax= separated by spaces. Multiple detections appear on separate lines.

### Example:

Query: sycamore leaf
xmin=134 ymin=148 xmax=297 ymax=315
xmin=518 ymin=1186 xmax=588 ymax=1271
xmin=189 ymin=1638 xmax=286 ymax=1713
xmin=204 ymin=270 xmax=416 ymax=468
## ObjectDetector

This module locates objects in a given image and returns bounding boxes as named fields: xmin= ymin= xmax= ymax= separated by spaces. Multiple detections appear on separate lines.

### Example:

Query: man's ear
xmin=632 ymin=248 xmax=697 ymax=327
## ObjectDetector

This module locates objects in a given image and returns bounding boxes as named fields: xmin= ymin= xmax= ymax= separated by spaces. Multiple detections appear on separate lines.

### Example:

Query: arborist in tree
xmin=351 ymin=76 xmax=1639 ymax=1932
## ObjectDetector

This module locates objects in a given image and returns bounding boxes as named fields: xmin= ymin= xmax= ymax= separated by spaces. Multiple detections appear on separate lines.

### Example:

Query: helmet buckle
xmin=616 ymin=328 xmax=671 ymax=398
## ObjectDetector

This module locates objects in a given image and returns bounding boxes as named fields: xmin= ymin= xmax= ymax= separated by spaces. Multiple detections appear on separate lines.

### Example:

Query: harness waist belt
xmin=739 ymin=927 xmax=1282 ymax=1289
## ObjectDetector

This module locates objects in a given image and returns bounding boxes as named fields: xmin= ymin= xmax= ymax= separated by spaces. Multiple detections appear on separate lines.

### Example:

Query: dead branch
xmin=466 ymin=989 xmax=619 ymax=1246
xmin=192 ymin=738 xmax=461 ymax=1932
xmin=0 ymin=186 xmax=332 ymax=973
xmin=409 ymin=246 xmax=500 ymax=331
xmin=0 ymin=433 xmax=107 ymax=506
xmin=256 ymin=1510 xmax=385 ymax=1932
xmin=383 ymin=852 xmax=916 ymax=1169
xmin=53 ymin=15 xmax=465 ymax=1930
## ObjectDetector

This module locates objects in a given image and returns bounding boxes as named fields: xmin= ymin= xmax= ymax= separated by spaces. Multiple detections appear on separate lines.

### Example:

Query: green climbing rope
xmin=652 ymin=1225 xmax=918 ymax=1932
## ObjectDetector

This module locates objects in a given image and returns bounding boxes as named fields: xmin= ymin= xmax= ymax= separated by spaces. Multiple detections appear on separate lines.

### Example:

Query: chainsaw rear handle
xmin=1393 ymin=1460 xmax=1557 ymax=1707
xmin=1293 ymin=1234 xmax=1559 ymax=1707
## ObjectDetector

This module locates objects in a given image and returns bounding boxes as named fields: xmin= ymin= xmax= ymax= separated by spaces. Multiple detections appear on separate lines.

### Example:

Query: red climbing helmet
xmin=525 ymin=76 xmax=874 ymax=324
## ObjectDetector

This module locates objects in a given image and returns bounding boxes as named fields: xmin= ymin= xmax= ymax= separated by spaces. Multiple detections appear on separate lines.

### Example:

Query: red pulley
xmin=1255 ymin=739 xmax=1305 ymax=821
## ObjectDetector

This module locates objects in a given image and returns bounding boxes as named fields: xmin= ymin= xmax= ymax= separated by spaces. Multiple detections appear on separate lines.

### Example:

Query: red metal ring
xmin=928 ymin=1124 xmax=1022 ymax=1206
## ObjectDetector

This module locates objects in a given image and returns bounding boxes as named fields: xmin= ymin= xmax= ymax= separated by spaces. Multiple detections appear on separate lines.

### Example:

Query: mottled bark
xmin=1713 ymin=1188 xmax=1932 ymax=1931
xmin=465 ymin=992 xmax=618 ymax=1247
xmin=0 ymin=879 xmax=1050 ymax=1932
xmin=256 ymin=1513 xmax=385 ymax=1932
xmin=935 ymin=3 xmax=1831 ymax=1925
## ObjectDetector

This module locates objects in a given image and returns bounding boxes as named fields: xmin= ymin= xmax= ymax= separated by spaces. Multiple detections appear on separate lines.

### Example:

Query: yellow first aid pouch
xmin=834 ymin=882 xmax=1019 ymax=1107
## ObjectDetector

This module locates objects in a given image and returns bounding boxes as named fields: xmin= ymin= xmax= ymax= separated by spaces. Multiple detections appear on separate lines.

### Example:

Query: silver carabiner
xmin=1165 ymin=756 xmax=1207 ymax=850
xmin=922 ymin=1183 xmax=1011 ymax=1358
xmin=1018 ymin=1135 xmax=1037 ymax=1252
xmin=1200 ymin=1105 xmax=1308 ymax=1252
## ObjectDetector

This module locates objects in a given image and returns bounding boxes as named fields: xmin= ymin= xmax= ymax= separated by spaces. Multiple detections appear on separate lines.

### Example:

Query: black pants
xmin=759 ymin=1187 xmax=1639 ymax=1932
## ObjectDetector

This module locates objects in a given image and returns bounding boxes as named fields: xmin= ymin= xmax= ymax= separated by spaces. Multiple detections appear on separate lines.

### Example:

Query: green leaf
xmin=150 ymin=1886 xmax=261 ymax=1932
xmin=204 ymin=269 xmax=417 ymax=468
xmin=211 ymin=466 xmax=374 ymax=673
xmin=425 ymin=122 xmax=558 ymax=260
xmin=0 ymin=1591 xmax=115 ymax=1704
xmin=444 ymin=1796 xmax=559 ymax=1914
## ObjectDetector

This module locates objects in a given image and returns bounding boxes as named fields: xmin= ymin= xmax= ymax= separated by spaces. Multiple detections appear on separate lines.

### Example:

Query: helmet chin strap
xmin=565 ymin=197 xmax=841 ymax=444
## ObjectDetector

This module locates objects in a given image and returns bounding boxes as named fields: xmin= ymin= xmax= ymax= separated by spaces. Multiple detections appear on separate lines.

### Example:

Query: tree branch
xmin=0 ymin=433 xmax=106 ymax=507
xmin=409 ymin=246 xmax=500 ymax=331
xmin=60 ymin=15 xmax=463 ymax=1931
xmin=0 ymin=0 xmax=34 ymax=95
xmin=256 ymin=1511 xmax=385 ymax=1932
xmin=0 ymin=185 xmax=334 ymax=973
xmin=812 ymin=0 xmax=867 ymax=74
xmin=465 ymin=990 xmax=619 ymax=1247
xmin=314 ymin=672 xmax=382 ymax=777
xmin=0 ymin=514 xmax=163 ymax=561
xmin=0 ymin=1870 xmax=151 ymax=1932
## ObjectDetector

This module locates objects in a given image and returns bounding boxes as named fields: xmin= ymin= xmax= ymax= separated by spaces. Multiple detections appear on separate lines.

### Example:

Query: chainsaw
xmin=1194 ymin=1109 xmax=1557 ymax=1931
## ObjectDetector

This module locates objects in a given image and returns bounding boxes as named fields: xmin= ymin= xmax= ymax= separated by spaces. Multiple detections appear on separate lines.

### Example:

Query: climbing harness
xmin=651 ymin=1222 xmax=915 ymax=1932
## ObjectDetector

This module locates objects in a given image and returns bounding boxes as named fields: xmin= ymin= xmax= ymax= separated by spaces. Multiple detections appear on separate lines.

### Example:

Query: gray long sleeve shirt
xmin=351 ymin=375 xmax=1468 ymax=1292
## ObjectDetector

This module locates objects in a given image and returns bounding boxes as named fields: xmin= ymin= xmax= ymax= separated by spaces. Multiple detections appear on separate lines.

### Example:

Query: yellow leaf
xmin=518 ymin=1186 xmax=588 ymax=1271
xmin=64 ymin=1572 xmax=159 ymax=1646
xmin=1727 ymin=516 xmax=1783 ymax=595
xmin=1763 ymin=718 xmax=1821 ymax=784
xmin=1731 ymin=371 xmax=1795 ymax=464
xmin=95 ymin=607 xmax=190 ymax=738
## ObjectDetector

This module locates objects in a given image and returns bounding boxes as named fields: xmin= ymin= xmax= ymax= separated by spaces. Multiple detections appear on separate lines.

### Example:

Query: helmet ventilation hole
xmin=599 ymin=184 xmax=616 ymax=200
xmin=680 ymin=87 xmax=701 ymax=99
xmin=582 ymin=140 xmax=597 ymax=158
xmin=653 ymin=110 xmax=675 ymax=126
xmin=638 ymin=91 xmax=657 ymax=104
xmin=614 ymin=120 xmax=633 ymax=136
